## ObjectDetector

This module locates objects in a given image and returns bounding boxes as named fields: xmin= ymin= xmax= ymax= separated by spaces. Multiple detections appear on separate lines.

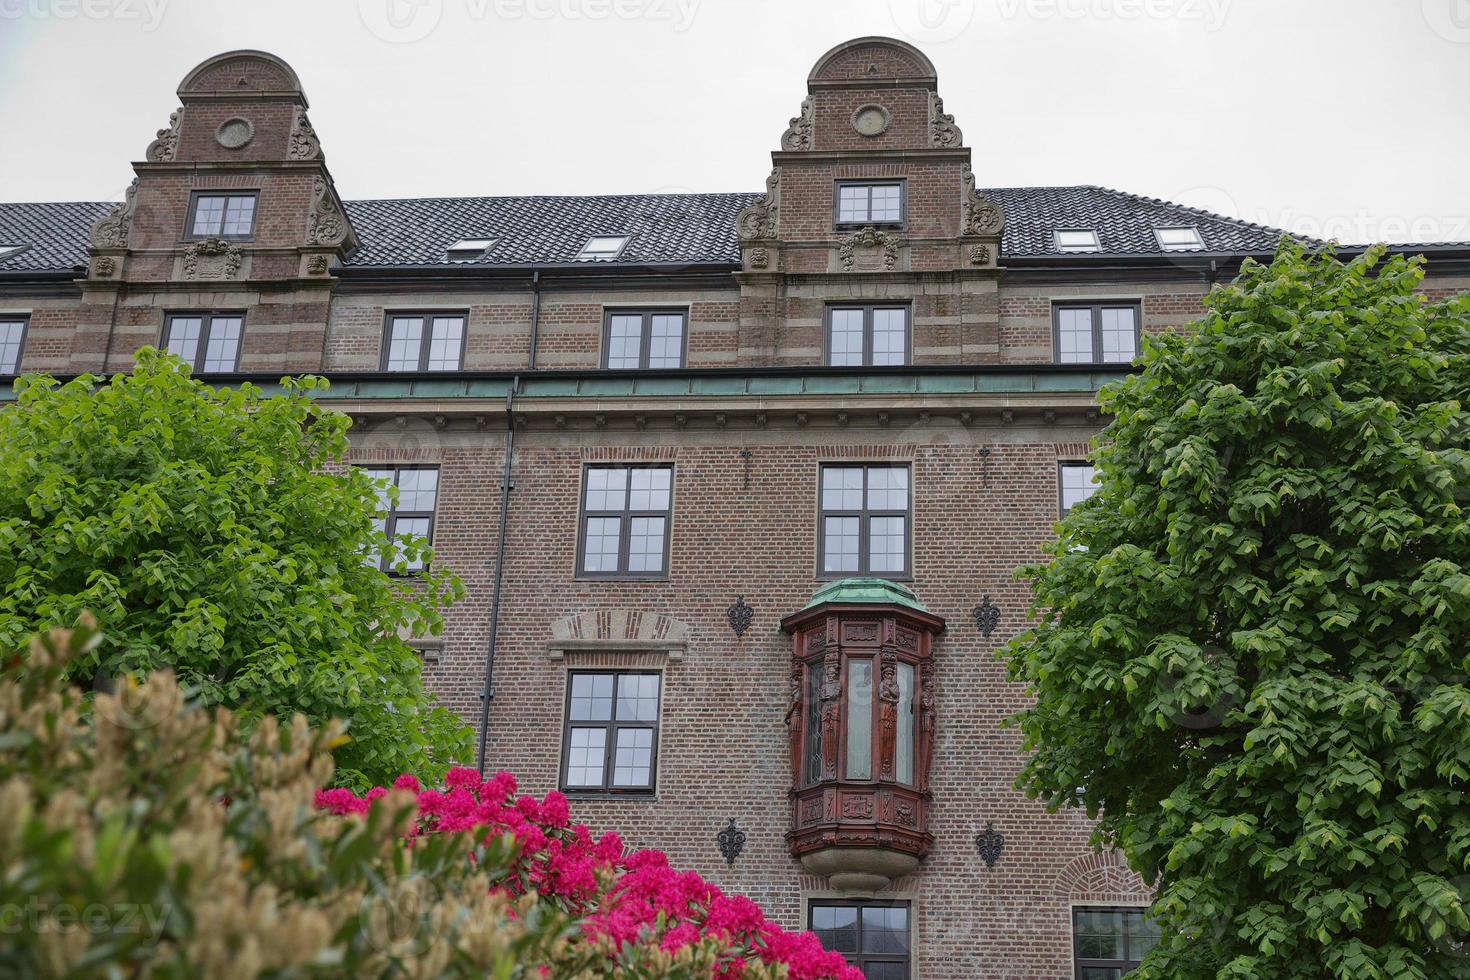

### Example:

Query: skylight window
xmin=445 ymin=238 xmax=496 ymax=262
xmin=1054 ymin=230 xmax=1101 ymax=254
xmin=1155 ymin=226 xmax=1204 ymax=251
xmin=0 ymin=244 xmax=27 ymax=262
xmin=578 ymin=235 xmax=630 ymax=261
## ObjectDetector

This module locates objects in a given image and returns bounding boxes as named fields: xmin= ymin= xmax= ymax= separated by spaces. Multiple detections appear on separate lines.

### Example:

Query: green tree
xmin=0 ymin=350 xmax=469 ymax=788
xmin=1003 ymin=245 xmax=1470 ymax=978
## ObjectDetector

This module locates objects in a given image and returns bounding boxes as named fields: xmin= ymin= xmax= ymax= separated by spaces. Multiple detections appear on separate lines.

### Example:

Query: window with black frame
xmin=1072 ymin=906 xmax=1159 ymax=978
xmin=187 ymin=192 xmax=257 ymax=240
xmin=603 ymin=309 xmax=686 ymax=369
xmin=382 ymin=312 xmax=466 ymax=371
xmin=835 ymin=181 xmax=904 ymax=228
xmin=826 ymin=304 xmax=909 ymax=367
xmin=577 ymin=464 xmax=674 ymax=578
xmin=363 ymin=465 xmax=439 ymax=573
xmin=0 ymin=316 xmax=28 ymax=374
xmin=1053 ymin=302 xmax=1140 ymax=364
xmin=819 ymin=463 xmax=910 ymax=577
xmin=809 ymin=900 xmax=911 ymax=978
xmin=163 ymin=312 xmax=244 ymax=373
xmin=561 ymin=670 xmax=661 ymax=793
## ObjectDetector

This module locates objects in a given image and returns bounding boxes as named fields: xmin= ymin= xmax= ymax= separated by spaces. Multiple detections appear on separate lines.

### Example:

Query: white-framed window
xmin=1054 ymin=229 xmax=1101 ymax=253
xmin=1059 ymin=463 xmax=1099 ymax=516
xmin=445 ymin=238 xmax=497 ymax=262
xmin=577 ymin=235 xmax=630 ymax=261
xmin=0 ymin=316 xmax=28 ymax=373
xmin=1155 ymin=226 xmax=1204 ymax=251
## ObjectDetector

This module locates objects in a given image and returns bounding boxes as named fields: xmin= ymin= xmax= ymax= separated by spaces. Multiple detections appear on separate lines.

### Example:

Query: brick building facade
xmin=3 ymin=39 xmax=1468 ymax=979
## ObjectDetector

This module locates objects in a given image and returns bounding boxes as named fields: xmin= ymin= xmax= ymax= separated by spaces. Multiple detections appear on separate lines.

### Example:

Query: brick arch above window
xmin=546 ymin=609 xmax=691 ymax=663
xmin=1050 ymin=850 xmax=1153 ymax=904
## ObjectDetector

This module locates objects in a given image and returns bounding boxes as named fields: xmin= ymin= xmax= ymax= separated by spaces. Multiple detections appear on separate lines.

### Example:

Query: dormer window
xmin=1155 ymin=226 xmax=1204 ymax=251
xmin=1054 ymin=229 xmax=1100 ymax=254
xmin=187 ymin=192 xmax=258 ymax=241
xmin=835 ymin=181 xmax=904 ymax=228
xmin=445 ymin=238 xmax=496 ymax=262
xmin=578 ymin=236 xmax=629 ymax=261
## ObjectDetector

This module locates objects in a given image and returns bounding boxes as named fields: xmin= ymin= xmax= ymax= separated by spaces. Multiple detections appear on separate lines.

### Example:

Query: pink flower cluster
xmin=316 ymin=768 xmax=862 ymax=980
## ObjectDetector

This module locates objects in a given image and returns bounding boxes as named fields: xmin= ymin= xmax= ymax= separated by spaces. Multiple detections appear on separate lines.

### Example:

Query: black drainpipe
xmin=476 ymin=270 xmax=542 ymax=775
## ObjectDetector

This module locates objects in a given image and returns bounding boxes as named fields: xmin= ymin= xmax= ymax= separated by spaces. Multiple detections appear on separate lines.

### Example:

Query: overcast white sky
xmin=1 ymin=0 xmax=1466 ymax=244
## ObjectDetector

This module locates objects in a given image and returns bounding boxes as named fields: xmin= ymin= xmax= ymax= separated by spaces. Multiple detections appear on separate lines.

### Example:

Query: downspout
xmin=475 ymin=270 xmax=541 ymax=775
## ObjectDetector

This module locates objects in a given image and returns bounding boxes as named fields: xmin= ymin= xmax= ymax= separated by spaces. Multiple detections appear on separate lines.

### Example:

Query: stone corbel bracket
xmin=547 ymin=609 xmax=691 ymax=663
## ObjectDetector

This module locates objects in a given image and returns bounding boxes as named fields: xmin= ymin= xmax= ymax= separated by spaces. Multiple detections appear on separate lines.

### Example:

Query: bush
xmin=0 ymin=618 xmax=860 ymax=979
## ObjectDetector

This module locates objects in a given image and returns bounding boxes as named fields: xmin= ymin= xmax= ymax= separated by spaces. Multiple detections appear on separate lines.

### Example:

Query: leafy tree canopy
xmin=1003 ymin=244 xmax=1470 ymax=978
xmin=0 ymin=350 xmax=469 ymax=788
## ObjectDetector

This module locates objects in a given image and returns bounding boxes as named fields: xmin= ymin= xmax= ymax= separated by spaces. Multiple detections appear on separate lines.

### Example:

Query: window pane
xmin=607 ymin=314 xmax=643 ymax=369
xmin=585 ymin=467 xmax=628 ymax=512
xmin=869 ymin=516 xmax=906 ymax=572
xmin=869 ymin=184 xmax=901 ymax=222
xmin=365 ymin=468 xmax=396 ymax=511
xmin=1099 ymin=307 xmax=1137 ymax=363
xmin=0 ymin=320 xmax=23 ymax=373
xmin=192 ymin=196 xmax=225 ymax=235
xmin=861 ymin=905 xmax=909 ymax=954
xmin=628 ymin=467 xmax=671 ymax=511
xmin=565 ymin=727 xmax=607 ymax=786
xmin=896 ymin=662 xmax=915 ymax=785
xmin=1057 ymin=307 xmax=1094 ymax=363
xmin=626 ymin=516 xmax=666 ymax=573
xmin=396 ymin=468 xmax=439 ymax=511
xmin=837 ymin=185 xmax=867 ymax=224
xmin=570 ymin=674 xmax=615 ymax=721
xmin=426 ymin=316 xmax=464 ymax=370
xmin=866 ymin=467 xmax=908 ymax=511
xmin=1078 ymin=969 xmax=1123 ymax=980
xmin=221 ymin=196 xmax=255 ymax=236
xmin=1128 ymin=910 xmax=1161 ymax=960
xmin=387 ymin=317 xmax=424 ymax=371
xmin=581 ymin=517 xmax=622 ymax=573
xmin=821 ymin=467 xmax=865 ymax=511
xmin=615 ymin=674 xmax=660 ymax=722
xmin=823 ymin=516 xmax=860 ymax=573
xmin=871 ymin=308 xmax=907 ymax=365
xmin=810 ymin=905 xmax=859 ymax=952
xmin=392 ymin=516 xmax=430 ymax=571
xmin=1074 ymin=909 xmax=1124 ymax=959
xmin=865 ymin=964 xmax=909 ymax=980
xmin=845 ymin=659 xmax=873 ymax=780
xmin=165 ymin=317 xmax=203 ymax=366
xmin=200 ymin=316 xmax=241 ymax=372
xmin=648 ymin=314 xmax=684 ymax=368
xmin=1060 ymin=464 xmax=1098 ymax=515
xmin=612 ymin=728 xmax=654 ymax=787
xmin=828 ymin=309 xmax=864 ymax=366
xmin=805 ymin=664 xmax=823 ymax=784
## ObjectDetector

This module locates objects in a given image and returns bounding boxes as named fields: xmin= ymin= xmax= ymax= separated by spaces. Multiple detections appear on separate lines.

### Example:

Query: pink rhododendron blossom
xmin=316 ymin=773 xmax=862 ymax=980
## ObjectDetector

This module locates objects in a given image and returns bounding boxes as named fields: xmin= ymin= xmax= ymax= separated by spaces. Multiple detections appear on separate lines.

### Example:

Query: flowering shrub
xmin=317 ymin=773 xmax=862 ymax=980
xmin=0 ymin=617 xmax=858 ymax=979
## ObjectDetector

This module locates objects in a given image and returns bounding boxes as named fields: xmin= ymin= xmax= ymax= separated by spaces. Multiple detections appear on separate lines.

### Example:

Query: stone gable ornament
xmin=93 ymin=257 xmax=116 ymax=278
xmin=747 ymin=246 xmax=769 ymax=269
xmin=780 ymin=97 xmax=813 ymax=151
xmin=145 ymin=109 xmax=182 ymax=162
xmin=962 ymin=165 xmax=1006 ymax=237
xmin=968 ymin=243 xmax=991 ymax=265
xmin=838 ymin=226 xmax=900 ymax=271
xmin=307 ymin=176 xmax=348 ymax=247
xmin=89 ymin=178 xmax=140 ymax=250
xmin=735 ymin=168 xmax=779 ymax=242
xmin=288 ymin=109 xmax=322 ymax=161
xmin=928 ymin=93 xmax=963 ymax=148
xmin=850 ymin=103 xmax=891 ymax=137
xmin=215 ymin=117 xmax=254 ymax=150
xmin=182 ymin=237 xmax=242 ymax=280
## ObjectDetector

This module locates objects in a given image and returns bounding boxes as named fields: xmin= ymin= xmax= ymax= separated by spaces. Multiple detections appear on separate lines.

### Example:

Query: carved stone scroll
xmin=928 ymin=93 xmax=962 ymax=148
xmin=145 ymin=110 xmax=182 ymax=162
xmin=736 ymin=168 xmax=779 ymax=242
xmin=780 ymin=97 xmax=813 ymax=151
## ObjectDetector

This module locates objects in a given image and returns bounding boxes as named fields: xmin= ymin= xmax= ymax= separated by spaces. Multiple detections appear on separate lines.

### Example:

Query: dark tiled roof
xmin=0 ymin=202 xmax=114 ymax=272
xmin=983 ymin=185 xmax=1295 ymax=256
xmin=0 ymin=186 xmax=1318 ymax=275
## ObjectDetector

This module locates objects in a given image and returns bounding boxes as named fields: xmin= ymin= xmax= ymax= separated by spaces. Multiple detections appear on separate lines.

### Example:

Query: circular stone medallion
xmin=851 ymin=104 xmax=891 ymax=137
xmin=215 ymin=117 xmax=255 ymax=149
